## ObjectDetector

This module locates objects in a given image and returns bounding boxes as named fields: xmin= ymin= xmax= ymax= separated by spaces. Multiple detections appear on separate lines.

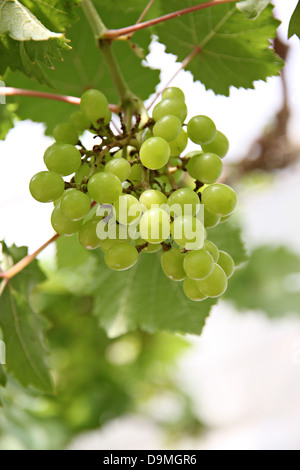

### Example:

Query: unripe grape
xmin=201 ymin=131 xmax=229 ymax=158
xmin=78 ymin=218 xmax=102 ymax=250
xmin=152 ymin=98 xmax=187 ymax=123
xmin=44 ymin=143 xmax=81 ymax=176
xmin=139 ymin=189 xmax=167 ymax=210
xmin=153 ymin=115 xmax=182 ymax=142
xmin=162 ymin=87 xmax=185 ymax=101
xmin=186 ymin=153 xmax=204 ymax=179
xmin=171 ymin=215 xmax=205 ymax=250
xmin=74 ymin=164 xmax=91 ymax=183
xmin=197 ymin=264 xmax=228 ymax=298
xmin=105 ymin=243 xmax=139 ymax=271
xmin=99 ymin=224 xmax=129 ymax=253
xmin=51 ymin=203 xmax=82 ymax=236
xmin=88 ymin=172 xmax=122 ymax=204
xmin=191 ymin=152 xmax=223 ymax=184
xmin=168 ymin=188 xmax=200 ymax=217
xmin=114 ymin=194 xmax=142 ymax=225
xmin=70 ymin=110 xmax=91 ymax=132
xmin=161 ymin=247 xmax=186 ymax=281
xmin=187 ymin=115 xmax=217 ymax=145
xmin=202 ymin=183 xmax=237 ymax=217
xmin=204 ymin=207 xmax=220 ymax=229
xmin=128 ymin=163 xmax=143 ymax=183
xmin=53 ymin=122 xmax=79 ymax=145
xmin=203 ymin=240 xmax=219 ymax=262
xmin=80 ymin=89 xmax=109 ymax=122
xmin=29 ymin=171 xmax=64 ymax=203
xmin=139 ymin=208 xmax=170 ymax=244
xmin=217 ymin=251 xmax=235 ymax=278
xmin=169 ymin=129 xmax=188 ymax=157
xmin=183 ymin=276 xmax=207 ymax=301
xmin=140 ymin=137 xmax=170 ymax=170
xmin=183 ymin=249 xmax=214 ymax=280
xmin=61 ymin=189 xmax=91 ymax=221
xmin=105 ymin=158 xmax=131 ymax=182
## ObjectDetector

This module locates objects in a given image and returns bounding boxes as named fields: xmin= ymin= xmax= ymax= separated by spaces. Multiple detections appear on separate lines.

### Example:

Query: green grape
xmin=197 ymin=264 xmax=228 ymax=298
xmin=61 ymin=189 xmax=91 ymax=221
xmin=104 ymin=108 xmax=112 ymax=125
xmin=70 ymin=110 xmax=91 ymax=132
xmin=204 ymin=207 xmax=220 ymax=229
xmin=143 ymin=243 xmax=162 ymax=253
xmin=203 ymin=240 xmax=219 ymax=262
xmin=220 ymin=214 xmax=232 ymax=224
xmin=169 ymin=129 xmax=188 ymax=157
xmin=168 ymin=188 xmax=200 ymax=217
xmin=80 ymin=89 xmax=109 ymax=122
xmin=183 ymin=276 xmax=207 ymax=302
xmin=217 ymin=250 xmax=235 ymax=278
xmin=161 ymin=247 xmax=186 ymax=281
xmin=187 ymin=115 xmax=217 ymax=145
xmin=191 ymin=153 xmax=223 ymax=184
xmin=128 ymin=163 xmax=143 ymax=183
xmin=153 ymin=115 xmax=182 ymax=142
xmin=88 ymin=172 xmax=122 ymax=204
xmin=105 ymin=158 xmax=131 ymax=181
xmin=139 ymin=208 xmax=170 ymax=244
xmin=171 ymin=215 xmax=205 ymax=250
xmin=186 ymin=152 xmax=204 ymax=179
xmin=44 ymin=143 xmax=81 ymax=176
xmin=78 ymin=218 xmax=102 ymax=250
xmin=201 ymin=131 xmax=229 ymax=158
xmin=114 ymin=194 xmax=142 ymax=225
xmin=183 ymin=249 xmax=214 ymax=280
xmin=29 ymin=171 xmax=64 ymax=203
xmin=53 ymin=122 xmax=79 ymax=145
xmin=74 ymin=164 xmax=91 ymax=183
xmin=51 ymin=203 xmax=82 ymax=236
xmin=152 ymin=98 xmax=187 ymax=123
xmin=99 ymin=223 xmax=129 ymax=252
xmin=139 ymin=189 xmax=167 ymax=210
xmin=169 ymin=157 xmax=182 ymax=167
xmin=105 ymin=243 xmax=139 ymax=271
xmin=202 ymin=183 xmax=237 ymax=217
xmin=140 ymin=137 xmax=170 ymax=170
xmin=162 ymin=87 xmax=185 ymax=101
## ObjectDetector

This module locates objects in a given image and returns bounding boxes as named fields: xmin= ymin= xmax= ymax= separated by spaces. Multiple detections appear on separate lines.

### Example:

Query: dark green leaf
xmin=208 ymin=222 xmax=248 ymax=266
xmin=0 ymin=103 xmax=17 ymax=140
xmin=288 ymin=1 xmax=300 ymax=39
xmin=225 ymin=246 xmax=300 ymax=317
xmin=0 ymin=243 xmax=53 ymax=393
xmin=156 ymin=0 xmax=283 ymax=96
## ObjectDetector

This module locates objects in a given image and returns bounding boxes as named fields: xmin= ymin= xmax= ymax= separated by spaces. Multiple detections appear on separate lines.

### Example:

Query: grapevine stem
xmin=0 ymin=234 xmax=60 ymax=281
xmin=0 ymin=87 xmax=120 ymax=112
xmin=104 ymin=0 xmax=239 ymax=39
xmin=80 ymin=0 xmax=107 ymax=37
xmin=147 ymin=45 xmax=201 ymax=110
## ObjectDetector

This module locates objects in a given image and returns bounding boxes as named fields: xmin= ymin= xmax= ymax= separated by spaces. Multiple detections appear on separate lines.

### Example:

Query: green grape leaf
xmin=0 ymin=365 xmax=6 ymax=387
xmin=0 ymin=243 xmax=53 ymax=393
xmin=236 ymin=0 xmax=272 ymax=19
xmin=0 ymin=0 xmax=71 ymax=86
xmin=0 ymin=103 xmax=17 ymax=140
xmin=156 ymin=0 xmax=283 ymax=96
xmin=288 ymin=1 xmax=300 ymax=39
xmin=53 ymin=237 xmax=216 ymax=338
xmin=225 ymin=246 xmax=300 ymax=317
xmin=4 ymin=6 xmax=159 ymax=134
xmin=208 ymin=222 xmax=248 ymax=266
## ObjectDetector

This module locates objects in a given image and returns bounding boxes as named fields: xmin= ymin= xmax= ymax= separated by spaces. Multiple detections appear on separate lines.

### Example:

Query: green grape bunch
xmin=29 ymin=87 xmax=237 ymax=302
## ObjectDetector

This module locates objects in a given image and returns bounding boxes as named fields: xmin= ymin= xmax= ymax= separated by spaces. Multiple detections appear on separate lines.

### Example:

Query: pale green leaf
xmin=236 ymin=0 xmax=272 ymax=19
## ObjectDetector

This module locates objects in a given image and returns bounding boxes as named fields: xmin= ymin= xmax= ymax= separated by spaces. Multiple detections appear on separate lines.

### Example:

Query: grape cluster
xmin=30 ymin=87 xmax=237 ymax=302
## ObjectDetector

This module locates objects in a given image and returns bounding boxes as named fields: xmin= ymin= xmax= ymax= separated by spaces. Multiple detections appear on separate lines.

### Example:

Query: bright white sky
xmin=0 ymin=0 xmax=299 ymax=253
